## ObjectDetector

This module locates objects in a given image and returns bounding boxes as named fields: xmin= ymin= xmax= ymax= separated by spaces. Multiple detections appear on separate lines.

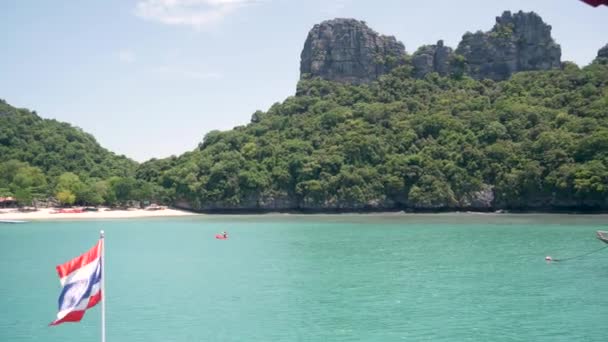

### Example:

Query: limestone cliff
xmin=300 ymin=18 xmax=406 ymax=84
xmin=455 ymin=11 xmax=561 ymax=80
xmin=597 ymin=44 xmax=608 ymax=61
xmin=301 ymin=12 xmax=562 ymax=83
xmin=412 ymin=40 xmax=455 ymax=78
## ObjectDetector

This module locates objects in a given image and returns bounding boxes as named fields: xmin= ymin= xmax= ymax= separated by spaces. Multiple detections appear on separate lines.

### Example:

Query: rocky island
xmin=2 ymin=11 xmax=608 ymax=213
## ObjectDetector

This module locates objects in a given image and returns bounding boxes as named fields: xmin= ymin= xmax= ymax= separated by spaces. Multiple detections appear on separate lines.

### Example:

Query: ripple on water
xmin=0 ymin=215 xmax=607 ymax=341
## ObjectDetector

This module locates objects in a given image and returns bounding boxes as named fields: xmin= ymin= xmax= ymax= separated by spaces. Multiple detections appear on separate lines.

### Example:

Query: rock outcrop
xmin=597 ymin=44 xmax=608 ymax=61
xmin=461 ymin=185 xmax=495 ymax=209
xmin=301 ymin=11 xmax=563 ymax=84
xmin=300 ymin=18 xmax=406 ymax=84
xmin=412 ymin=40 xmax=454 ymax=78
xmin=456 ymin=11 xmax=561 ymax=80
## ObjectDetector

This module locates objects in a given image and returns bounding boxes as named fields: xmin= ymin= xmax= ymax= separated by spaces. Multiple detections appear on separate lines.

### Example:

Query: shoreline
xmin=2 ymin=207 xmax=608 ymax=221
xmin=179 ymin=207 xmax=608 ymax=215
xmin=0 ymin=207 xmax=199 ymax=221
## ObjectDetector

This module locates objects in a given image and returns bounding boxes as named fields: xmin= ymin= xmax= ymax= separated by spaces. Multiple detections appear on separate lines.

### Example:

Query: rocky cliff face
xmin=456 ymin=11 xmax=561 ymax=80
xmin=176 ymin=189 xmax=495 ymax=213
xmin=412 ymin=40 xmax=454 ymax=78
xmin=300 ymin=18 xmax=406 ymax=84
xmin=598 ymin=44 xmax=608 ymax=61
xmin=301 ymin=11 xmax=563 ymax=84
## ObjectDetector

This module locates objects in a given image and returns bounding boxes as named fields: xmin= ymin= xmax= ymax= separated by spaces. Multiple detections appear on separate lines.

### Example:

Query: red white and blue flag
xmin=50 ymin=239 xmax=103 ymax=326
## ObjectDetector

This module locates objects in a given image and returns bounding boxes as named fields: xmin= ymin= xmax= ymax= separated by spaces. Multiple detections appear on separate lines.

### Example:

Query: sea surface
xmin=1 ymin=214 xmax=607 ymax=341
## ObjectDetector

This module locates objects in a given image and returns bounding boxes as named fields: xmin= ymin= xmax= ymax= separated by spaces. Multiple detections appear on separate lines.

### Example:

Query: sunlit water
xmin=1 ymin=214 xmax=607 ymax=341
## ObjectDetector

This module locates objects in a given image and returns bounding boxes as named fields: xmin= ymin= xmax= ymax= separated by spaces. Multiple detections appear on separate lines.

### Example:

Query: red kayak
xmin=215 ymin=234 xmax=228 ymax=240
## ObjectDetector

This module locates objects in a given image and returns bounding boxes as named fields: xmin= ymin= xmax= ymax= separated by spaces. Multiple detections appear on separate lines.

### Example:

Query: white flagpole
xmin=100 ymin=230 xmax=106 ymax=342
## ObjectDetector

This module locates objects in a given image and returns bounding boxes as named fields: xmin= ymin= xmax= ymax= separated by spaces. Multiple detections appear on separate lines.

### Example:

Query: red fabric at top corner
xmin=581 ymin=0 xmax=608 ymax=7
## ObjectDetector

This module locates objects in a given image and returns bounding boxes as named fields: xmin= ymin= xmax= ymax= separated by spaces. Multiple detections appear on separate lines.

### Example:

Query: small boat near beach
xmin=596 ymin=231 xmax=608 ymax=244
xmin=0 ymin=220 xmax=28 ymax=224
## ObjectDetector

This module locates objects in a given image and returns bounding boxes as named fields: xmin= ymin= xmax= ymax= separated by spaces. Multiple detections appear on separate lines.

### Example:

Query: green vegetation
xmin=490 ymin=23 xmax=515 ymax=40
xmin=0 ymin=101 xmax=162 ymax=206
xmin=139 ymin=59 xmax=608 ymax=211
xmin=3 ymin=59 xmax=608 ymax=211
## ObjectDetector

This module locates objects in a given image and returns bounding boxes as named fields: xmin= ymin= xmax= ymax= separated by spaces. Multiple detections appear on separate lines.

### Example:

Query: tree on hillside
xmin=56 ymin=190 xmax=76 ymax=206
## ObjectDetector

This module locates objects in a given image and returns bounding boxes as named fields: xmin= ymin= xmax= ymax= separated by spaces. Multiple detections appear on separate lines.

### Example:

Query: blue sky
xmin=1 ymin=0 xmax=606 ymax=161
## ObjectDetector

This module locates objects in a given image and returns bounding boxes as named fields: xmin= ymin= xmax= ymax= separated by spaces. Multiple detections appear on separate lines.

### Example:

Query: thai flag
xmin=50 ymin=239 xmax=103 ymax=325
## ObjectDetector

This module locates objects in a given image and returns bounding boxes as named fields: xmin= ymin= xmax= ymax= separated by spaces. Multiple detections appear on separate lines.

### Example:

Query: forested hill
xmin=138 ymin=57 xmax=608 ymax=212
xmin=4 ymin=12 xmax=608 ymax=212
xmin=0 ymin=100 xmax=135 ymax=179
xmin=0 ymin=100 xmax=160 ymax=206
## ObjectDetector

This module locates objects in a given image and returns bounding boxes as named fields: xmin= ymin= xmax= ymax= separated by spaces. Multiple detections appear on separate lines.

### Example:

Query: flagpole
xmin=100 ymin=230 xmax=106 ymax=342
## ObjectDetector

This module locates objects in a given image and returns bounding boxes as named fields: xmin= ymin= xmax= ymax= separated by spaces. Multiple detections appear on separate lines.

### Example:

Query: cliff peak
xmin=299 ymin=18 xmax=406 ymax=84
xmin=412 ymin=40 xmax=455 ymax=78
xmin=598 ymin=43 xmax=608 ymax=60
xmin=300 ymin=11 xmax=563 ymax=84
xmin=456 ymin=10 xmax=561 ymax=80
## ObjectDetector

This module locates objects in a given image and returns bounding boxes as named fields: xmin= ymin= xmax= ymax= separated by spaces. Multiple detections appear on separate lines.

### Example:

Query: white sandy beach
xmin=0 ymin=207 xmax=198 ymax=220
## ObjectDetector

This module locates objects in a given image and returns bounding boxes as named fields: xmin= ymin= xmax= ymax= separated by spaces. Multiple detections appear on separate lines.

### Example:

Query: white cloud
xmin=135 ymin=0 xmax=263 ymax=29
xmin=152 ymin=65 xmax=223 ymax=80
xmin=117 ymin=50 xmax=136 ymax=63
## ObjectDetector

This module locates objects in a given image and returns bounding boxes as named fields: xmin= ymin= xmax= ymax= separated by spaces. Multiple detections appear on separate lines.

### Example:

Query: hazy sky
xmin=1 ymin=0 xmax=606 ymax=161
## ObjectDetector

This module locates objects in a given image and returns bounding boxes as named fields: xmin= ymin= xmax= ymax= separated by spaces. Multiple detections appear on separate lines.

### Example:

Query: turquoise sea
xmin=1 ymin=214 xmax=608 ymax=341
